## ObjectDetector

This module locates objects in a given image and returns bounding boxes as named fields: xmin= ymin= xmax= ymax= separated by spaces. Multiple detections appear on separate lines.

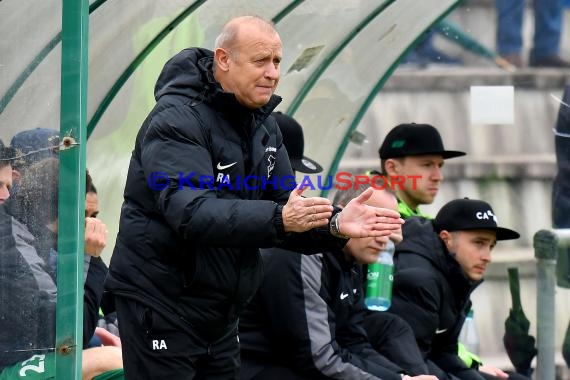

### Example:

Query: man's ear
xmin=214 ymin=48 xmax=231 ymax=72
xmin=439 ymin=230 xmax=452 ymax=247
xmin=384 ymin=158 xmax=399 ymax=177
xmin=11 ymin=169 xmax=21 ymax=183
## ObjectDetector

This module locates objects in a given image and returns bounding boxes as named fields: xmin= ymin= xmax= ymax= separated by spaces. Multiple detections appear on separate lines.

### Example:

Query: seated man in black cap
xmin=376 ymin=123 xmax=465 ymax=219
xmin=388 ymin=198 xmax=529 ymax=380
xmin=366 ymin=123 xmax=477 ymax=368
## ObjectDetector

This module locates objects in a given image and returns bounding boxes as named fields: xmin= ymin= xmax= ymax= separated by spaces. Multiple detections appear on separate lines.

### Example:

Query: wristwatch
xmin=329 ymin=212 xmax=349 ymax=239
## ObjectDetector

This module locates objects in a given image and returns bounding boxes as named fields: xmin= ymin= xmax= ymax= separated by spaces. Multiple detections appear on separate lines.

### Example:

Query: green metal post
xmin=533 ymin=229 xmax=558 ymax=380
xmin=56 ymin=0 xmax=89 ymax=378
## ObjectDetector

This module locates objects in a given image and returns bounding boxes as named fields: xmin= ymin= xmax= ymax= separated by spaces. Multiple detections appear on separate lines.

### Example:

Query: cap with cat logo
xmin=433 ymin=198 xmax=520 ymax=240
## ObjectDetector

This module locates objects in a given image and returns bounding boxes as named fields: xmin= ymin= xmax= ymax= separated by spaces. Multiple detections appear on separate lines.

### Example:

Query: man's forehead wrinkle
xmin=233 ymin=40 xmax=282 ymax=53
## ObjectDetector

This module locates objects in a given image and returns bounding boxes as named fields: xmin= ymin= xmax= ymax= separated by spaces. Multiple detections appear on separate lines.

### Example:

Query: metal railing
xmin=533 ymin=228 xmax=570 ymax=380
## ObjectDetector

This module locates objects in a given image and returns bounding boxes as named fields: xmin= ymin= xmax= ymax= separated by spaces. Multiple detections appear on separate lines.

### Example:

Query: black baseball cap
xmin=379 ymin=123 xmax=465 ymax=159
xmin=433 ymin=198 xmax=520 ymax=240
xmin=273 ymin=112 xmax=323 ymax=174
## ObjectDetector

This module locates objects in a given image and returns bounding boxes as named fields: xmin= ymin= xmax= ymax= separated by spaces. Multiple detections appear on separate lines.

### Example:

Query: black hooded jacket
xmin=389 ymin=217 xmax=485 ymax=380
xmin=106 ymin=48 xmax=342 ymax=341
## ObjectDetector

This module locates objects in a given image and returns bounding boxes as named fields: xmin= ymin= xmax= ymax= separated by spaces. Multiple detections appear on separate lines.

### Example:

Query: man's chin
xmin=361 ymin=253 xmax=380 ymax=265
xmin=419 ymin=195 xmax=436 ymax=205
xmin=468 ymin=272 xmax=484 ymax=282
xmin=236 ymin=95 xmax=271 ymax=109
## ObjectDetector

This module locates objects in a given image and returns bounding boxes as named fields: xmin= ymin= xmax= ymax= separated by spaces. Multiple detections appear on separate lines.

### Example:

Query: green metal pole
xmin=57 ymin=0 xmax=89 ymax=378
xmin=533 ymin=229 xmax=558 ymax=380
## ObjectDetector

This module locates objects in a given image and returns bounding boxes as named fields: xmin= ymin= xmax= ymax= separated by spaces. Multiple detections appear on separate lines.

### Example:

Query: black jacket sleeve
xmin=83 ymin=255 xmax=108 ymax=347
xmin=391 ymin=267 xmax=442 ymax=357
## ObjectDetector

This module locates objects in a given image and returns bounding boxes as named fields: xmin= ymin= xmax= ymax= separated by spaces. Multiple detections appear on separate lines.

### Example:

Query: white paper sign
xmin=470 ymin=86 xmax=514 ymax=125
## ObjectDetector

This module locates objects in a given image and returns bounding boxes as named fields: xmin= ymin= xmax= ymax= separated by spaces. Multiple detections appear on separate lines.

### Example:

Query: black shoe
xmin=529 ymin=55 xmax=570 ymax=68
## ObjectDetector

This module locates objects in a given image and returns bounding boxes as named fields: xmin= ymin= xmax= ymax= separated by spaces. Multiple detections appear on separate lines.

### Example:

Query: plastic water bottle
xmin=459 ymin=309 xmax=480 ymax=355
xmin=365 ymin=239 xmax=395 ymax=311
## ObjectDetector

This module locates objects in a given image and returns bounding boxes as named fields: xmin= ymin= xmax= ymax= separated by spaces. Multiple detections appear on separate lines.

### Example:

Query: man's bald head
xmin=215 ymin=15 xmax=277 ymax=52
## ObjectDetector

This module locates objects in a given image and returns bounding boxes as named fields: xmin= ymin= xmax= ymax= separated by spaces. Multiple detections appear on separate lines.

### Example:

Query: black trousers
xmin=116 ymin=296 xmax=240 ymax=380
xmin=363 ymin=310 xmax=429 ymax=376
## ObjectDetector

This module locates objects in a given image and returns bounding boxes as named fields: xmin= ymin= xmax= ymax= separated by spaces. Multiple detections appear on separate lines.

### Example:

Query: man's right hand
xmin=282 ymin=185 xmax=333 ymax=232
xmin=85 ymin=217 xmax=108 ymax=257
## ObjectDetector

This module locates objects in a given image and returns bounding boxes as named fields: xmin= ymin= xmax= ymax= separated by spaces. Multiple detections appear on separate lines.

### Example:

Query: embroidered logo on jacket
xmin=217 ymin=162 xmax=237 ymax=170
xmin=267 ymin=155 xmax=275 ymax=178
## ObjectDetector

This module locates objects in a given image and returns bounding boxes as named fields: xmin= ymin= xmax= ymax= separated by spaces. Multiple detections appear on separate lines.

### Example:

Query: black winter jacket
xmin=0 ymin=205 xmax=56 ymax=368
xmin=240 ymin=248 xmax=404 ymax=380
xmin=107 ymin=48 xmax=342 ymax=341
xmin=389 ymin=217 xmax=485 ymax=380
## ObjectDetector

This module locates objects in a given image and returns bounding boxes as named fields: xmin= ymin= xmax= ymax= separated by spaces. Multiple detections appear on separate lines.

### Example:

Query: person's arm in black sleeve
xmin=83 ymin=256 xmax=108 ymax=347
xmin=390 ymin=268 xmax=442 ymax=358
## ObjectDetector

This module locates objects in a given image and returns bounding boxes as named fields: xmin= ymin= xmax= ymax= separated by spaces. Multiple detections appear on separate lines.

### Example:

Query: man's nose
xmin=265 ymin=63 xmax=280 ymax=80
xmin=481 ymin=248 xmax=492 ymax=262
xmin=431 ymin=166 xmax=443 ymax=181
xmin=375 ymin=235 xmax=389 ymax=246
xmin=0 ymin=186 xmax=9 ymax=202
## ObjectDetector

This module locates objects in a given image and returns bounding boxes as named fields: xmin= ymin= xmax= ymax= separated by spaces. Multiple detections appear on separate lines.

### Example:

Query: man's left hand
xmin=339 ymin=187 xmax=404 ymax=238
